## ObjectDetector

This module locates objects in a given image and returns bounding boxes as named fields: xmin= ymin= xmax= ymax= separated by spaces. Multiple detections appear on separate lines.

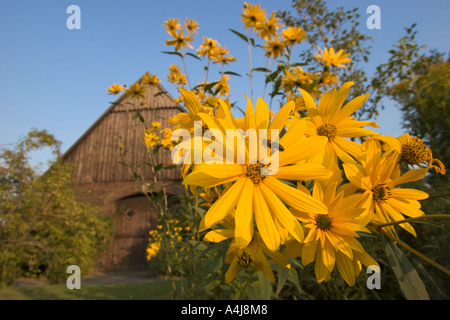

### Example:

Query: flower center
xmin=401 ymin=138 xmax=429 ymax=165
xmin=372 ymin=184 xmax=392 ymax=202
xmin=317 ymin=123 xmax=337 ymax=141
xmin=238 ymin=251 xmax=253 ymax=269
xmin=315 ymin=214 xmax=332 ymax=231
xmin=246 ymin=161 xmax=269 ymax=185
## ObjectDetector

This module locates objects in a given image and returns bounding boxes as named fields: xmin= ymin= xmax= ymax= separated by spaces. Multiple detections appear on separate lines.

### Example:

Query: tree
xmin=279 ymin=0 xmax=374 ymax=118
xmin=0 ymin=129 xmax=113 ymax=286
xmin=371 ymin=24 xmax=449 ymax=185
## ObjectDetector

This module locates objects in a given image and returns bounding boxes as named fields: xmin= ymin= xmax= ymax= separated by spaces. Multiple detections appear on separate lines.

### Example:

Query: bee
xmin=263 ymin=139 xmax=285 ymax=155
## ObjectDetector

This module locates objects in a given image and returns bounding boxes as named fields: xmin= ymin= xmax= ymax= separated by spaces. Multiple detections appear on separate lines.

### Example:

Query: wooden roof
xmin=62 ymin=74 xmax=183 ymax=161
xmin=62 ymin=74 xmax=184 ymax=184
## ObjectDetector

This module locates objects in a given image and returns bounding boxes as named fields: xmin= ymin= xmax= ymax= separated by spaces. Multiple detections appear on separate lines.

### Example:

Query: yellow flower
xmin=142 ymin=73 xmax=160 ymax=86
xmin=314 ymin=47 xmax=352 ymax=68
xmin=144 ymin=128 xmax=160 ymax=148
xmin=125 ymin=82 xmax=147 ymax=100
xmin=151 ymin=121 xmax=161 ymax=130
xmin=262 ymin=35 xmax=285 ymax=60
xmin=214 ymin=75 xmax=231 ymax=97
xmin=164 ymin=18 xmax=180 ymax=34
xmin=167 ymin=64 xmax=187 ymax=86
xmin=343 ymin=138 xmax=429 ymax=238
xmin=165 ymin=29 xmax=194 ymax=52
xmin=241 ymin=2 xmax=267 ymax=30
xmin=197 ymin=37 xmax=219 ymax=59
xmin=204 ymin=226 xmax=290 ymax=283
xmin=146 ymin=242 xmax=160 ymax=261
xmin=281 ymin=26 xmax=307 ymax=46
xmin=107 ymin=83 xmax=124 ymax=95
xmin=184 ymin=17 xmax=199 ymax=34
xmin=301 ymin=82 xmax=379 ymax=164
xmin=376 ymin=133 xmax=446 ymax=175
xmin=255 ymin=11 xmax=283 ymax=40
xmin=281 ymin=66 xmax=318 ymax=94
xmin=211 ymin=45 xmax=237 ymax=66
xmin=183 ymin=92 xmax=334 ymax=251
xmin=161 ymin=127 xmax=174 ymax=150
xmin=289 ymin=178 xmax=378 ymax=286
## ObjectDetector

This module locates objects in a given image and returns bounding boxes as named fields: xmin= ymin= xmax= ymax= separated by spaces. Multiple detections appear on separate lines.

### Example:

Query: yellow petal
xmin=200 ymin=178 xmax=246 ymax=230
xmin=280 ymin=118 xmax=307 ymax=150
xmin=273 ymin=163 xmax=332 ymax=181
xmin=279 ymin=136 xmax=328 ymax=167
xmin=299 ymin=87 xmax=317 ymax=116
xmin=235 ymin=178 xmax=254 ymax=249
xmin=183 ymin=164 xmax=245 ymax=187
xmin=264 ymin=176 xmax=328 ymax=214
xmin=244 ymin=95 xmax=256 ymax=131
xmin=269 ymin=100 xmax=295 ymax=131
xmin=259 ymin=183 xmax=304 ymax=243
xmin=314 ymin=248 xmax=331 ymax=283
xmin=253 ymin=186 xmax=280 ymax=251
xmin=218 ymin=99 xmax=239 ymax=129
xmin=203 ymin=229 xmax=234 ymax=242
xmin=317 ymin=88 xmax=336 ymax=122
xmin=321 ymin=239 xmax=336 ymax=271
xmin=334 ymin=94 xmax=370 ymax=124
xmin=342 ymin=163 xmax=366 ymax=189
xmin=389 ymin=168 xmax=428 ymax=187
xmin=167 ymin=112 xmax=192 ymax=126
xmin=302 ymin=241 xmax=317 ymax=266
xmin=391 ymin=188 xmax=429 ymax=200
xmin=179 ymin=87 xmax=201 ymax=114
xmin=336 ymin=252 xmax=356 ymax=286
xmin=337 ymin=127 xmax=379 ymax=138
xmin=255 ymin=97 xmax=270 ymax=130
xmin=225 ymin=257 xmax=240 ymax=283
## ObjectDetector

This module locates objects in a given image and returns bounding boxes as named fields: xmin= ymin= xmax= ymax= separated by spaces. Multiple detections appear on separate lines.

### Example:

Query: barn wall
xmin=62 ymin=81 xmax=186 ymax=271
xmin=64 ymin=107 xmax=180 ymax=184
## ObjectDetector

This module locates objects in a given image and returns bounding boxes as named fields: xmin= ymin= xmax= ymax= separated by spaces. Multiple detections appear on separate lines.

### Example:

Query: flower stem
xmin=379 ymin=228 xmax=450 ymax=277
xmin=375 ymin=214 xmax=450 ymax=231
xmin=247 ymin=30 xmax=254 ymax=103
xmin=238 ymin=270 xmax=255 ymax=300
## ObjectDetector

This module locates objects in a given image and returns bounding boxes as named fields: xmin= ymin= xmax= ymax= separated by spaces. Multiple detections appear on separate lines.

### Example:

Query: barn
xmin=62 ymin=74 xmax=184 ymax=272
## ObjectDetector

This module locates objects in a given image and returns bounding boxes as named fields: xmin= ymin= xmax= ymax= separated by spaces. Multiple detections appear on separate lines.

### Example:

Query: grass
xmin=0 ymin=280 xmax=178 ymax=300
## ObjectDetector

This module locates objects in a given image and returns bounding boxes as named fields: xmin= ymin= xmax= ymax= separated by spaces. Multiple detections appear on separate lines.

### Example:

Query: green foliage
xmin=0 ymin=129 xmax=113 ymax=286
xmin=371 ymin=24 xmax=450 ymax=182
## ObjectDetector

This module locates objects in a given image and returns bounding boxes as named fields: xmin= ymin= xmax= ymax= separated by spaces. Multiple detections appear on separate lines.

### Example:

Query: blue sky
xmin=1 ymin=0 xmax=449 ymax=167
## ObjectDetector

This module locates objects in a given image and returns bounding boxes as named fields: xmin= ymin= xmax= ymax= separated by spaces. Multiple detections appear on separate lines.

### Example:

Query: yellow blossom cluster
xmin=144 ymin=121 xmax=161 ymax=149
xmin=166 ymin=81 xmax=445 ymax=286
xmin=146 ymin=219 xmax=193 ymax=262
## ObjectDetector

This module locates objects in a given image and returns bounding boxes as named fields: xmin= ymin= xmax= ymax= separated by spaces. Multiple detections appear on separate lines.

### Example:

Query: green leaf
xmin=153 ymin=163 xmax=163 ymax=173
xmin=383 ymin=236 xmax=430 ymax=300
xmin=276 ymin=266 xmax=289 ymax=296
xmin=223 ymin=71 xmax=242 ymax=77
xmin=265 ymin=69 xmax=280 ymax=84
xmin=252 ymin=67 xmax=272 ymax=73
xmin=257 ymin=271 xmax=273 ymax=300
xmin=185 ymin=52 xmax=201 ymax=61
xmin=154 ymin=91 xmax=167 ymax=97
xmin=229 ymin=28 xmax=248 ymax=43
xmin=161 ymin=50 xmax=183 ymax=58
xmin=287 ymin=267 xmax=302 ymax=295
xmin=131 ymin=111 xmax=144 ymax=123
